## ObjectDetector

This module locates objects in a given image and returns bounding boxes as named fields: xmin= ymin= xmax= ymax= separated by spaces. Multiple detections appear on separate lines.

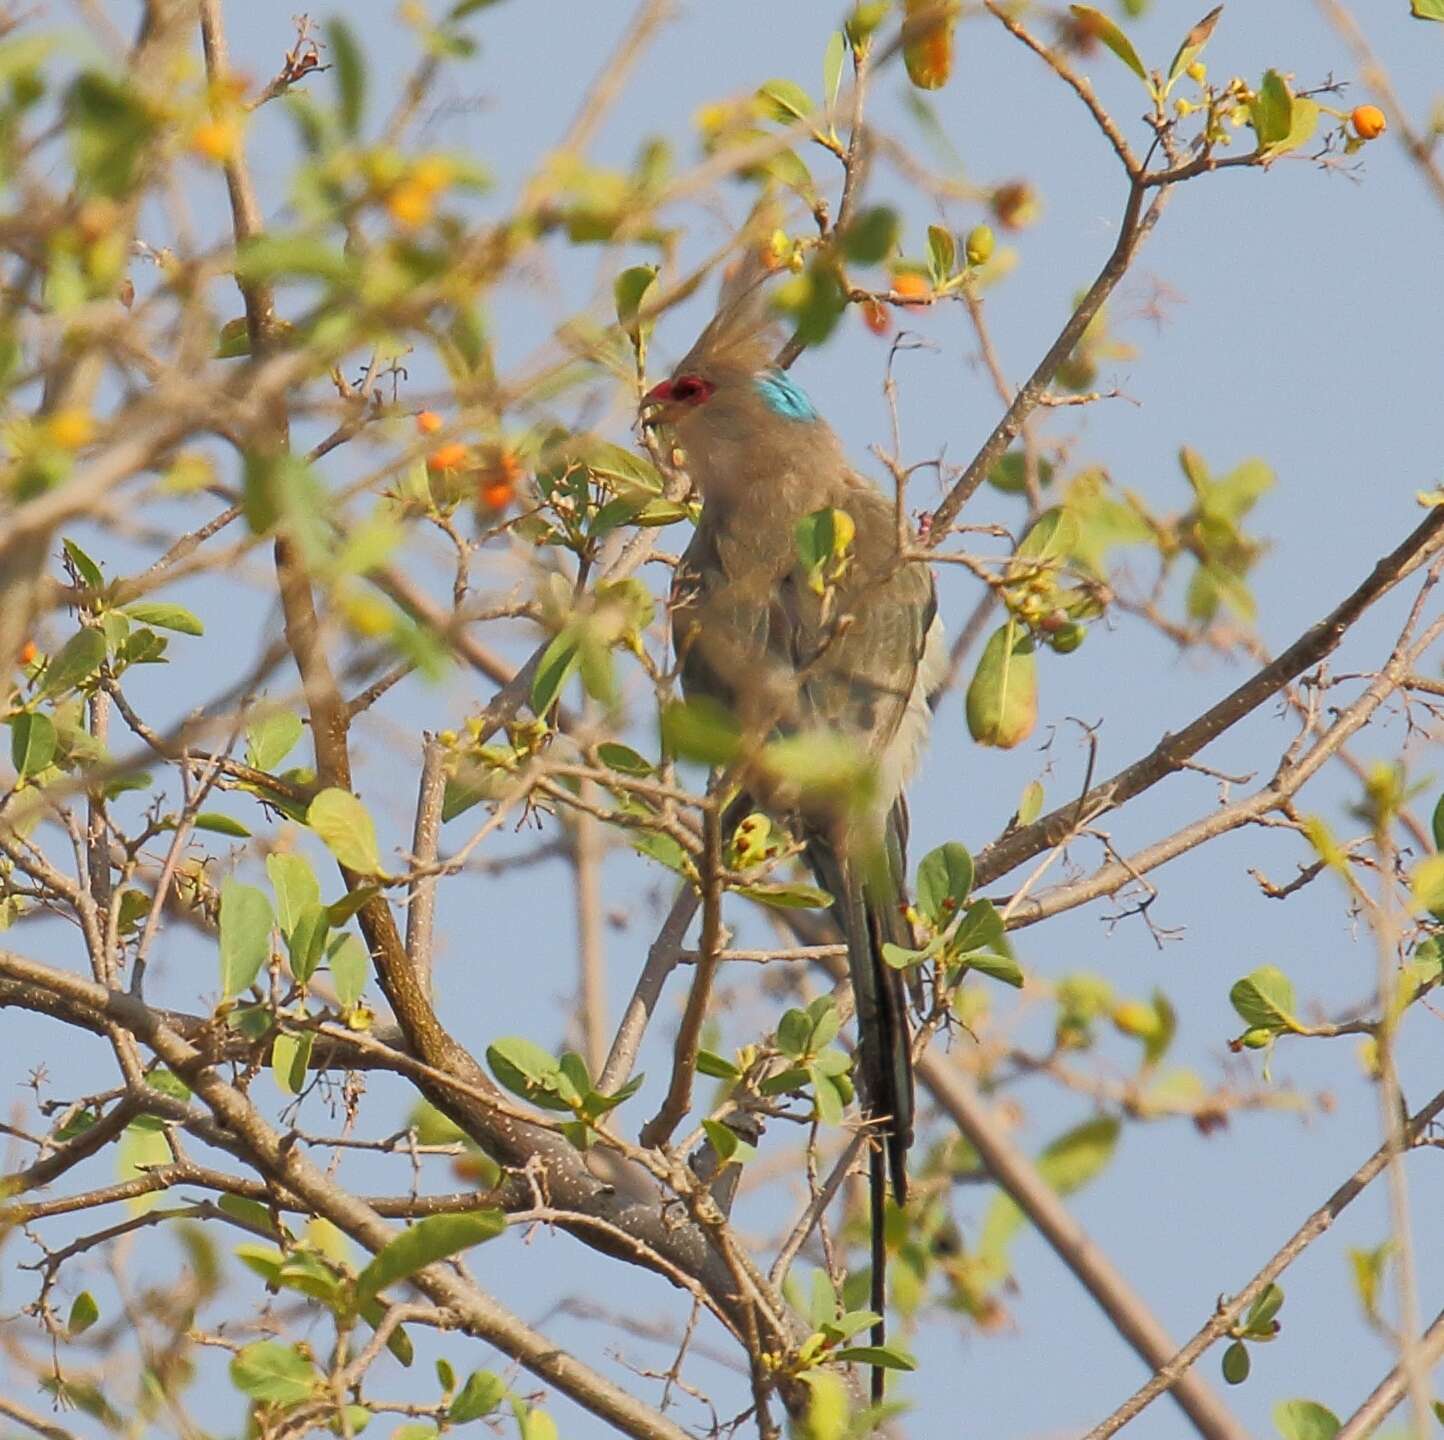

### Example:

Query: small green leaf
xmin=1246 ymin=1282 xmax=1284 ymax=1332
xmin=1229 ymin=966 xmax=1297 ymax=1032
xmin=1167 ymin=5 xmax=1223 ymax=86
xmin=530 ymin=629 xmax=580 ymax=717
xmin=309 ymin=788 xmax=385 ymax=877
xmin=916 ymin=842 xmax=973 ymax=925
xmin=660 ymin=695 xmax=741 ymax=767
xmin=614 ymin=264 xmax=658 ymax=341
xmin=272 ymin=1030 xmax=312 ymax=1095
xmin=926 ymin=224 xmax=955 ymax=284
xmin=193 ymin=812 xmax=250 ymax=837
xmin=1412 ymin=0 xmax=1444 ymax=18
xmin=1272 ymin=1399 xmax=1340 ymax=1440
xmin=486 ymin=1037 xmax=575 ymax=1111
xmin=449 ymin=1369 xmax=506 ymax=1423
xmin=831 ymin=1343 xmax=916 ymax=1370
xmin=230 ymin=1340 xmax=318 ymax=1404
xmin=822 ymin=31 xmax=846 ymax=110
xmin=597 ymin=742 xmax=653 ymax=776
xmin=36 ymin=627 xmax=106 ymax=701
xmin=695 ymin=1050 xmax=740 ymax=1080
xmin=62 ymin=537 xmax=104 ymax=589
xmin=355 ymin=1211 xmax=505 ymax=1306
xmin=702 ymin=1117 xmax=754 ymax=1165
xmin=1249 ymin=69 xmax=1293 ymax=147
xmin=1015 ymin=505 xmax=1079 ymax=564
xmin=266 ymin=853 xmax=322 ymax=937
xmin=246 ymin=711 xmax=304 ymax=771
xmin=328 ymin=933 xmax=369 ymax=1010
xmin=1069 ymin=6 xmax=1147 ymax=81
xmin=326 ymin=19 xmax=366 ymax=136
xmin=287 ymin=902 xmax=329 ymax=983
xmin=67 ymin=1291 xmax=99 ymax=1336
xmin=1222 ymin=1339 xmax=1250 ymax=1385
xmin=757 ymin=78 xmax=814 ymax=123
xmin=121 ymin=602 xmax=203 ymax=636
xmin=966 ymin=621 xmax=1037 ymax=749
xmin=11 ymin=712 xmax=56 ymax=779
xmin=1017 ymin=780 xmax=1044 ymax=825
xmin=734 ymin=881 xmax=834 ymax=909
xmin=840 ymin=206 xmax=899 ymax=265
xmin=219 ymin=881 xmax=274 ymax=999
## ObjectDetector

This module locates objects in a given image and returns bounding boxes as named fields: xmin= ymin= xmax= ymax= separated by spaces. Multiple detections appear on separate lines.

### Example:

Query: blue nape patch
xmin=754 ymin=370 xmax=819 ymax=422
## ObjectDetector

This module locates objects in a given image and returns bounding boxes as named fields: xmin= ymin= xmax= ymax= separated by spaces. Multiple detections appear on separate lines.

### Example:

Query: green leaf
xmin=67 ymin=71 xmax=156 ymax=199
xmin=1038 ymin=1115 xmax=1120 ymax=1194
xmin=272 ymin=1030 xmax=312 ymax=1095
xmin=597 ymin=742 xmax=653 ymax=776
xmin=695 ymin=1050 xmax=740 ymax=1080
xmin=661 ymin=695 xmax=741 ymax=767
xmin=1272 ymin=1399 xmax=1340 ymax=1440
xmin=614 ymin=265 xmax=658 ymax=341
xmin=486 ymin=1037 xmax=576 ymax=1111
xmin=1246 ymin=1282 xmax=1284 ymax=1332
xmin=916 ymin=842 xmax=973 ymax=926
xmin=831 ymin=1343 xmax=916 ymax=1371
xmin=1413 ymin=0 xmax=1444 ymax=18
xmin=1229 ymin=966 xmax=1297 ymax=1032
xmin=1167 ymin=5 xmax=1223 ymax=86
xmin=309 ymin=788 xmax=385 ymax=877
xmin=1222 ymin=1339 xmax=1250 ymax=1385
xmin=966 ymin=621 xmax=1037 ymax=749
xmin=757 ymin=78 xmax=814 ymax=123
xmin=822 ymin=31 xmax=846 ymax=110
xmin=67 ymin=1291 xmax=99 ymax=1336
xmin=246 ymin=710 xmax=304 ymax=772
xmin=236 ymin=233 xmax=354 ymax=287
xmin=962 ymin=947 xmax=1024 ymax=988
xmin=11 ymin=711 xmax=55 ymax=779
xmin=37 ymin=627 xmax=106 ymax=701
xmin=219 ymin=1194 xmax=284 ymax=1238
xmin=219 ymin=881 xmax=274 ymax=999
xmin=121 ymin=602 xmax=203 ymax=636
xmin=702 ymin=1117 xmax=755 ymax=1165
xmin=840 ymin=206 xmax=899 ymax=265
xmin=531 ymin=629 xmax=580 ymax=717
xmin=355 ymin=1211 xmax=505 ymax=1307
xmin=326 ymin=19 xmax=366 ymax=136
xmin=1015 ymin=505 xmax=1079 ymax=564
xmin=926 ymin=223 xmax=955 ymax=284
xmin=1249 ymin=69 xmax=1293 ymax=148
xmin=1017 ymin=779 xmax=1044 ymax=825
xmin=62 ymin=537 xmax=104 ymax=589
xmin=1432 ymin=791 xmax=1444 ymax=852
xmin=734 ymin=881 xmax=834 ymax=909
xmin=449 ymin=1369 xmax=506 ymax=1423
xmin=266 ymin=853 xmax=321 ymax=937
xmin=287 ymin=902 xmax=329 ymax=983
xmin=229 ymin=1340 xmax=318 ymax=1405
xmin=190 ymin=811 xmax=249 ymax=838
xmin=1069 ymin=6 xmax=1147 ymax=81
xmin=328 ymin=933 xmax=369 ymax=1010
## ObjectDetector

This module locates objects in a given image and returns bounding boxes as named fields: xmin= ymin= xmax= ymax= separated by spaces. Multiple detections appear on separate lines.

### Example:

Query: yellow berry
xmin=386 ymin=181 xmax=434 ymax=229
xmin=965 ymin=224 xmax=995 ymax=266
xmin=1186 ymin=61 xmax=1207 ymax=84
xmin=1351 ymin=105 xmax=1386 ymax=141
xmin=46 ymin=409 xmax=96 ymax=450
xmin=190 ymin=118 xmax=240 ymax=163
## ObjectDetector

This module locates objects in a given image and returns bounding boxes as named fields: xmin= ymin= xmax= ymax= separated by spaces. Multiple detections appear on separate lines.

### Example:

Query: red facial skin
xmin=642 ymin=373 xmax=715 ymax=409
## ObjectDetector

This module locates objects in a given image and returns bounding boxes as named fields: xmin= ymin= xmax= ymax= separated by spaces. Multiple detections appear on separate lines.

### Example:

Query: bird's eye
xmin=671 ymin=376 xmax=700 ymax=400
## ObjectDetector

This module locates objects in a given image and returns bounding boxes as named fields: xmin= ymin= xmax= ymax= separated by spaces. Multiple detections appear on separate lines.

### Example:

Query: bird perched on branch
xmin=642 ymin=262 xmax=944 ymax=1395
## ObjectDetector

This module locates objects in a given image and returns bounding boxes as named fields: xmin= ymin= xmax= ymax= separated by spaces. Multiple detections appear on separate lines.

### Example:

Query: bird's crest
xmin=677 ymin=245 xmax=783 ymax=380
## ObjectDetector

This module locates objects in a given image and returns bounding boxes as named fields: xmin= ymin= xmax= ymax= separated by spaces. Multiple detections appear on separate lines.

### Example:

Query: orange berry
xmin=891 ymin=272 xmax=931 ymax=305
xmin=415 ymin=410 xmax=444 ymax=435
xmin=426 ymin=442 xmax=469 ymax=472
xmin=386 ymin=180 xmax=434 ymax=230
xmin=991 ymin=180 xmax=1040 ymax=231
xmin=1351 ymin=104 xmax=1386 ymax=141
xmin=861 ymin=299 xmax=891 ymax=335
xmin=190 ymin=118 xmax=240 ymax=163
xmin=17 ymin=640 xmax=37 ymax=667
xmin=477 ymin=448 xmax=522 ymax=511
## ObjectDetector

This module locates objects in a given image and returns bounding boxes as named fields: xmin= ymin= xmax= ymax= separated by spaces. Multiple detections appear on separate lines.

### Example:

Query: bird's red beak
xmin=640 ymin=378 xmax=673 ymax=427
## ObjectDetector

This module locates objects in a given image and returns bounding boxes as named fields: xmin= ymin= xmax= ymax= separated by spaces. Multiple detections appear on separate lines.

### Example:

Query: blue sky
xmin=8 ymin=2 xmax=1444 ymax=1437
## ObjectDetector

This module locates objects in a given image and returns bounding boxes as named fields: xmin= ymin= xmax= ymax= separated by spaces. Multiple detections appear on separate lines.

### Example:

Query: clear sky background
xmin=7 ymin=2 xmax=1444 ymax=1438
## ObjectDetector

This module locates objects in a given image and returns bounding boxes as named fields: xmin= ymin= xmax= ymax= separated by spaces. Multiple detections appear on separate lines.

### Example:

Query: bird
xmin=641 ymin=264 xmax=944 ymax=1395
